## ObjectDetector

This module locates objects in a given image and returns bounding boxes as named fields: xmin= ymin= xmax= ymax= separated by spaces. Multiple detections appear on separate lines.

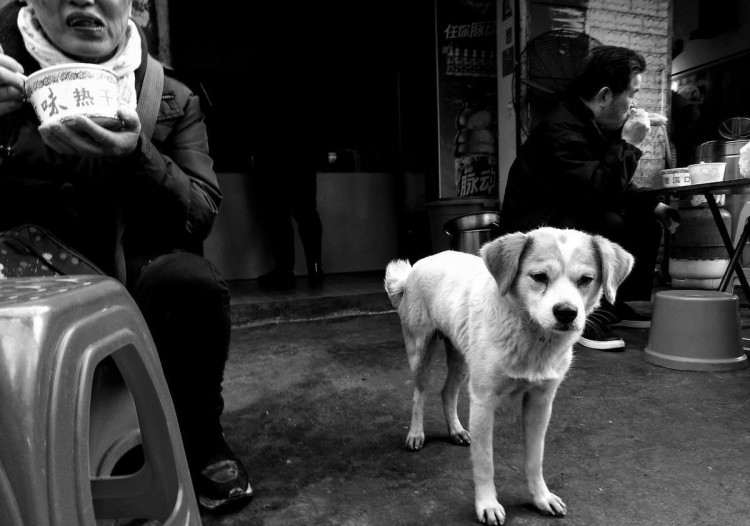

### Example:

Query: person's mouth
xmin=66 ymin=13 xmax=106 ymax=33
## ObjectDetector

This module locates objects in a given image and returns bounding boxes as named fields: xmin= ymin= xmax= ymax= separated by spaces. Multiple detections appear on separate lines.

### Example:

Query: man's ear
xmin=596 ymin=86 xmax=612 ymax=107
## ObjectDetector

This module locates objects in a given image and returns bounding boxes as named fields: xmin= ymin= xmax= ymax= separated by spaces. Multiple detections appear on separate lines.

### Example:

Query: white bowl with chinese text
xmin=24 ymin=63 xmax=121 ymax=130
xmin=660 ymin=168 xmax=691 ymax=188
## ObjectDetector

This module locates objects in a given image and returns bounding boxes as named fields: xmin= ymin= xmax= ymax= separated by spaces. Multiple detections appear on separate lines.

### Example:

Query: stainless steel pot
xmin=696 ymin=139 xmax=750 ymax=244
xmin=443 ymin=212 xmax=501 ymax=255
xmin=696 ymin=139 xmax=748 ymax=180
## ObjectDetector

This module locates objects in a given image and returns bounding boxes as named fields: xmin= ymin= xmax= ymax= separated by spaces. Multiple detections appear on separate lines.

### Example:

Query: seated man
xmin=499 ymin=45 xmax=679 ymax=351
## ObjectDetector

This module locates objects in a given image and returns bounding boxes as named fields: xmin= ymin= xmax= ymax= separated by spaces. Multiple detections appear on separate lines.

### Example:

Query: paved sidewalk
xmin=203 ymin=309 xmax=750 ymax=526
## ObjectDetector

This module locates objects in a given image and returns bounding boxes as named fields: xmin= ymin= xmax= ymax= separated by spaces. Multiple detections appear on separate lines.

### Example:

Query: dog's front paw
xmin=450 ymin=428 xmax=471 ymax=446
xmin=475 ymin=498 xmax=505 ymax=525
xmin=533 ymin=491 xmax=567 ymax=516
xmin=405 ymin=431 xmax=425 ymax=451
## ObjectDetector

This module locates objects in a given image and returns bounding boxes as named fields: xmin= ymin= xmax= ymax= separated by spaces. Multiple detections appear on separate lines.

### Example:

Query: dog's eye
xmin=577 ymin=275 xmax=594 ymax=286
xmin=530 ymin=273 xmax=548 ymax=284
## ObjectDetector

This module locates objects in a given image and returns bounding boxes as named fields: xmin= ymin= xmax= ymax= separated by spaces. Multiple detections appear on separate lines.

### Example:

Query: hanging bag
xmin=0 ymin=224 xmax=106 ymax=278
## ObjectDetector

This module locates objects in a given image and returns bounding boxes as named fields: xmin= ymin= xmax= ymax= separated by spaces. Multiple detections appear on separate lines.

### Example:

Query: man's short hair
xmin=569 ymin=46 xmax=646 ymax=101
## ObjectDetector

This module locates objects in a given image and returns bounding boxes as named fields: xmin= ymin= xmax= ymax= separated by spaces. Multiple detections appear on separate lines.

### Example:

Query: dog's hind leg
xmin=442 ymin=340 xmax=470 ymax=446
xmin=404 ymin=330 xmax=439 ymax=451
xmin=522 ymin=382 xmax=567 ymax=517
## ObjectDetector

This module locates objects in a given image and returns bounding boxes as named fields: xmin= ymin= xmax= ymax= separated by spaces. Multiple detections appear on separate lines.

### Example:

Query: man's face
xmin=597 ymin=73 xmax=642 ymax=130
xmin=29 ymin=0 xmax=133 ymax=63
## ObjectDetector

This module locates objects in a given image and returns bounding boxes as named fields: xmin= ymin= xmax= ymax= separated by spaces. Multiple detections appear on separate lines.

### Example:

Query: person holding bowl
xmin=0 ymin=0 xmax=252 ymax=514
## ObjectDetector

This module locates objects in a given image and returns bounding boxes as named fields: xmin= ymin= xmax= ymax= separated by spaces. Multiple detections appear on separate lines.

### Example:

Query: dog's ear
xmin=592 ymin=235 xmax=635 ymax=304
xmin=480 ymin=232 xmax=528 ymax=295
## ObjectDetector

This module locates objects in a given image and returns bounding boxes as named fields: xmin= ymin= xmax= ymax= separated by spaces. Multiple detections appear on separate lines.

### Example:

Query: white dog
xmin=384 ymin=227 xmax=633 ymax=525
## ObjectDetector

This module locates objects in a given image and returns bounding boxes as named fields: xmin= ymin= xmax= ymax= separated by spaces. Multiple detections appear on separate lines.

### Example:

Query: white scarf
xmin=17 ymin=6 xmax=141 ymax=109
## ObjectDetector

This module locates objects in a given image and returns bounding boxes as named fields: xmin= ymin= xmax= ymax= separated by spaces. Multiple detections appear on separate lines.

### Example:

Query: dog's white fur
xmin=384 ymin=227 xmax=633 ymax=525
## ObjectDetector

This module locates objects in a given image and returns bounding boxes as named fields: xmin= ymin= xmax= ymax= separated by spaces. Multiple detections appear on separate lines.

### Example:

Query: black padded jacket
xmin=0 ymin=1 xmax=221 ymax=279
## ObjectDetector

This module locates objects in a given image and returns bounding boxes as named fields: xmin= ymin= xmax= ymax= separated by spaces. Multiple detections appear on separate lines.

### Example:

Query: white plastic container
xmin=687 ymin=162 xmax=726 ymax=184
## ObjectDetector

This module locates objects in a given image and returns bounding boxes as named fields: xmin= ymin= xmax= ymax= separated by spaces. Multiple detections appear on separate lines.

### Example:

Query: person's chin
xmin=601 ymin=117 xmax=627 ymax=130
xmin=64 ymin=41 xmax=115 ymax=64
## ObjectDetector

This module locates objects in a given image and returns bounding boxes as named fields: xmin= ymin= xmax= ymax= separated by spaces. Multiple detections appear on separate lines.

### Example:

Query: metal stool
xmin=644 ymin=289 xmax=748 ymax=371
xmin=0 ymin=276 xmax=201 ymax=525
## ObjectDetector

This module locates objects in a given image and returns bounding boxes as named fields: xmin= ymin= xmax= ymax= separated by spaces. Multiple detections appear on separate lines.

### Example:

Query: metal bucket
xmin=426 ymin=198 xmax=499 ymax=254
xmin=443 ymin=212 xmax=501 ymax=255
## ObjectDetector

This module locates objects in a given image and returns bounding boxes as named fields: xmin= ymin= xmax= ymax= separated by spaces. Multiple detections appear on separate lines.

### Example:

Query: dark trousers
xmin=127 ymin=251 xmax=231 ymax=469
xmin=259 ymin=167 xmax=322 ymax=273
xmin=580 ymin=208 xmax=663 ymax=303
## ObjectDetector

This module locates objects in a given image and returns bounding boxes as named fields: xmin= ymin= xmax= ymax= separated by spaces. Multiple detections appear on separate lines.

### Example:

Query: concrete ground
xmin=201 ymin=298 xmax=750 ymax=526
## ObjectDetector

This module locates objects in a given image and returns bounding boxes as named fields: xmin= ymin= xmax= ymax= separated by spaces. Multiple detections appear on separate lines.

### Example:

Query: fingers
xmin=0 ymin=54 xmax=24 ymax=75
xmin=648 ymin=112 xmax=668 ymax=126
xmin=627 ymin=110 xmax=650 ymax=128
xmin=630 ymin=108 xmax=668 ymax=127
xmin=117 ymin=105 xmax=141 ymax=134
xmin=63 ymin=115 xmax=117 ymax=144
xmin=0 ymin=56 xmax=25 ymax=92
xmin=628 ymin=107 xmax=648 ymax=119
xmin=39 ymin=117 xmax=140 ymax=158
xmin=0 ymin=56 xmax=27 ymax=117
xmin=622 ymin=119 xmax=649 ymax=146
xmin=0 ymin=71 xmax=25 ymax=94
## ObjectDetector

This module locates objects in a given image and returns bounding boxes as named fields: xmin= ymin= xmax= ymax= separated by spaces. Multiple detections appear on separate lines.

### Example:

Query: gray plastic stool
xmin=0 ymin=276 xmax=201 ymax=525
xmin=644 ymin=290 xmax=748 ymax=371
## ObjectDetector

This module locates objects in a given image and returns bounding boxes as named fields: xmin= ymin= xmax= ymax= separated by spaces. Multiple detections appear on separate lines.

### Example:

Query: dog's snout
xmin=553 ymin=303 xmax=578 ymax=324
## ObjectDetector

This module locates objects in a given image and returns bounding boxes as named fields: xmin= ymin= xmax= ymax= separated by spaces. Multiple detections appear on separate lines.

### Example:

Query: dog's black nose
xmin=553 ymin=304 xmax=578 ymax=324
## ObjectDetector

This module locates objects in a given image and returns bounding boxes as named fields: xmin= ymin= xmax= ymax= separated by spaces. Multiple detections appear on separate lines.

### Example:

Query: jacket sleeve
xmin=108 ymin=89 xmax=221 ymax=244
xmin=539 ymin=119 xmax=642 ymax=208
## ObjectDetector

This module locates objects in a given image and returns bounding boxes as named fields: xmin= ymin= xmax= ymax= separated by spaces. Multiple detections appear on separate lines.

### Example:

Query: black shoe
xmin=258 ymin=269 xmax=296 ymax=291
xmin=610 ymin=302 xmax=651 ymax=329
xmin=307 ymin=261 xmax=324 ymax=288
xmin=194 ymin=435 xmax=253 ymax=514
xmin=578 ymin=311 xmax=625 ymax=351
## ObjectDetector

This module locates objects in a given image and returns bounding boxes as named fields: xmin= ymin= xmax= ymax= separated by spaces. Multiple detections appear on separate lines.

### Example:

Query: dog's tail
xmin=384 ymin=259 xmax=412 ymax=309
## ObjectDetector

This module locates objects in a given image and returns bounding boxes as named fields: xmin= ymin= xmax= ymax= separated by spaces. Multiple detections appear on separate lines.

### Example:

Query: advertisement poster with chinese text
xmin=435 ymin=0 xmax=498 ymax=198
